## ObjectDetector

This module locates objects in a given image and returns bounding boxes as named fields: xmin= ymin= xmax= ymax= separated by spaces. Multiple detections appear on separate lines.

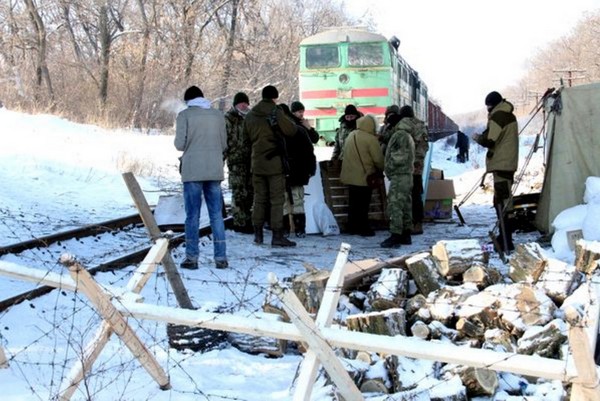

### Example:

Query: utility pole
xmin=554 ymin=68 xmax=586 ymax=87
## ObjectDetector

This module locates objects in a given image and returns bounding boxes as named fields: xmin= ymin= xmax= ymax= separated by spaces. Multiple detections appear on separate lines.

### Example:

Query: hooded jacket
xmin=340 ymin=115 xmax=384 ymax=186
xmin=474 ymin=100 xmax=519 ymax=173
xmin=224 ymin=106 xmax=250 ymax=167
xmin=243 ymin=99 xmax=297 ymax=175
xmin=175 ymin=98 xmax=227 ymax=182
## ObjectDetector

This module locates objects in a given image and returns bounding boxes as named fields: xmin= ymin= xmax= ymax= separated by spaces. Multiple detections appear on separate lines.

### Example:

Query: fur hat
xmin=290 ymin=101 xmax=305 ymax=113
xmin=233 ymin=92 xmax=249 ymax=106
xmin=344 ymin=104 xmax=360 ymax=116
xmin=398 ymin=105 xmax=415 ymax=119
xmin=485 ymin=91 xmax=503 ymax=108
xmin=261 ymin=85 xmax=279 ymax=100
xmin=184 ymin=86 xmax=204 ymax=101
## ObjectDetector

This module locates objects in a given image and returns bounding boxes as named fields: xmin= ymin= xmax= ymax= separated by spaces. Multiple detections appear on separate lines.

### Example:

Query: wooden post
xmin=58 ymin=239 xmax=169 ymax=400
xmin=122 ymin=172 xmax=193 ymax=309
xmin=269 ymin=273 xmax=364 ymax=401
xmin=0 ymin=345 xmax=8 ymax=368
xmin=293 ymin=243 xmax=351 ymax=401
xmin=60 ymin=254 xmax=170 ymax=391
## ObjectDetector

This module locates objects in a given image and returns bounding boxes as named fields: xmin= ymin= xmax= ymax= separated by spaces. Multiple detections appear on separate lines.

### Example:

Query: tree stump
xmin=406 ymin=252 xmax=443 ymax=296
xmin=367 ymin=268 xmax=408 ymax=310
xmin=346 ymin=308 xmax=406 ymax=336
xmin=509 ymin=242 xmax=547 ymax=283
xmin=575 ymin=239 xmax=600 ymax=275
xmin=432 ymin=239 xmax=488 ymax=277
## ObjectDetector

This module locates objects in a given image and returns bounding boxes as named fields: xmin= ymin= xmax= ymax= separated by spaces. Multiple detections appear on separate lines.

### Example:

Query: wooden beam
xmin=116 ymin=300 xmax=571 ymax=381
xmin=58 ymin=239 xmax=169 ymax=400
xmin=122 ymin=172 xmax=193 ymax=309
xmin=269 ymin=272 xmax=363 ymax=401
xmin=60 ymin=254 xmax=170 ymax=391
xmin=293 ymin=243 xmax=351 ymax=401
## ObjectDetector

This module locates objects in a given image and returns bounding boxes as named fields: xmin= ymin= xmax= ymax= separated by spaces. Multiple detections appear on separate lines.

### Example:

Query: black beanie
xmin=233 ymin=92 xmax=249 ymax=106
xmin=261 ymin=85 xmax=279 ymax=100
xmin=398 ymin=105 xmax=415 ymax=119
xmin=344 ymin=104 xmax=359 ymax=116
xmin=385 ymin=105 xmax=400 ymax=116
xmin=485 ymin=91 xmax=503 ymax=107
xmin=184 ymin=86 xmax=204 ymax=101
xmin=290 ymin=101 xmax=305 ymax=112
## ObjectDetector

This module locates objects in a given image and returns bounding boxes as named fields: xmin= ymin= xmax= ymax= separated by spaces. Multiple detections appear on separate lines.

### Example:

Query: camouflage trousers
xmin=283 ymin=185 xmax=305 ymax=215
xmin=228 ymin=164 xmax=254 ymax=227
xmin=387 ymin=175 xmax=413 ymax=234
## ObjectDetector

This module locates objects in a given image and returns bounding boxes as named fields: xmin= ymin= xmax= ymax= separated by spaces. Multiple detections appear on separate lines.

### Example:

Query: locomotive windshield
xmin=306 ymin=45 xmax=339 ymax=68
xmin=348 ymin=43 xmax=384 ymax=67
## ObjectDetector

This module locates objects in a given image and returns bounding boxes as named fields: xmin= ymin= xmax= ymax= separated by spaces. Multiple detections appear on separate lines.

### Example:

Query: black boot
xmin=380 ymin=233 xmax=403 ymax=248
xmin=283 ymin=215 xmax=291 ymax=237
xmin=294 ymin=214 xmax=306 ymax=238
xmin=253 ymin=225 xmax=263 ymax=245
xmin=399 ymin=230 xmax=412 ymax=245
xmin=272 ymin=229 xmax=296 ymax=247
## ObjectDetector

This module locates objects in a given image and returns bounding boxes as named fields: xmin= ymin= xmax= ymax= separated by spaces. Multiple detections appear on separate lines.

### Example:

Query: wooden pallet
xmin=319 ymin=160 xmax=388 ymax=232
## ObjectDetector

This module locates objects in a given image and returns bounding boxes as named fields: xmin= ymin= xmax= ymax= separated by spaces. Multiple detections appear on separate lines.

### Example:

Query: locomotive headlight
xmin=339 ymin=73 xmax=349 ymax=84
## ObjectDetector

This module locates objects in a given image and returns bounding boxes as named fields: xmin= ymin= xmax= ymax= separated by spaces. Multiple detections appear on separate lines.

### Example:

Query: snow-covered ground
xmin=0 ymin=108 xmax=569 ymax=401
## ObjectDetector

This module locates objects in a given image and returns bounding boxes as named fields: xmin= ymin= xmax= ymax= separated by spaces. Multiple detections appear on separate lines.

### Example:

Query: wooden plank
xmin=0 ymin=345 xmax=8 ymax=368
xmin=116 ymin=301 xmax=570 ymax=381
xmin=342 ymin=255 xmax=412 ymax=290
xmin=59 ymin=239 xmax=169 ymax=400
xmin=122 ymin=172 xmax=194 ymax=309
xmin=294 ymin=243 xmax=351 ymax=401
xmin=269 ymin=273 xmax=363 ymax=401
xmin=60 ymin=254 xmax=170 ymax=391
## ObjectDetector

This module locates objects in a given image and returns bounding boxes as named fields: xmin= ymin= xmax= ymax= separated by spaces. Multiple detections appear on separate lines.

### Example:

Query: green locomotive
xmin=299 ymin=27 xmax=429 ymax=144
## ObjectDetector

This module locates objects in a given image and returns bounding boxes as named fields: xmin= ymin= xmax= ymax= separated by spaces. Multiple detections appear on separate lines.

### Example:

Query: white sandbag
xmin=582 ymin=204 xmax=600 ymax=241
xmin=551 ymin=204 xmax=587 ymax=231
xmin=584 ymin=176 xmax=600 ymax=204
xmin=551 ymin=229 xmax=574 ymax=260
xmin=313 ymin=202 xmax=340 ymax=236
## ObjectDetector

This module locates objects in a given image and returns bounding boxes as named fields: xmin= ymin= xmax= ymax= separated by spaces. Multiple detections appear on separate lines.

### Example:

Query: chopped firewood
xmin=508 ymin=242 xmax=548 ymax=283
xmin=574 ymin=239 xmax=600 ymax=275
xmin=410 ymin=320 xmax=430 ymax=339
xmin=516 ymin=319 xmax=568 ymax=358
xmin=291 ymin=268 xmax=330 ymax=314
xmin=367 ymin=268 xmax=408 ymax=310
xmin=346 ymin=308 xmax=406 ymax=336
xmin=406 ymin=252 xmax=443 ymax=296
xmin=432 ymin=239 xmax=488 ymax=277
xmin=534 ymin=258 xmax=580 ymax=304
xmin=462 ymin=262 xmax=493 ymax=288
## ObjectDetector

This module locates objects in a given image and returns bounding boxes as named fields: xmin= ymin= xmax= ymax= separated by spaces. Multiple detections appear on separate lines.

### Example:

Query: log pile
xmin=253 ymin=239 xmax=600 ymax=399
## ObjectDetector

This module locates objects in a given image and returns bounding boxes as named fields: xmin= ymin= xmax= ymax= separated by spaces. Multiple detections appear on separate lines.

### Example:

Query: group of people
xmin=334 ymin=104 xmax=429 ymax=248
xmin=175 ymin=85 xmax=317 ymax=270
xmin=174 ymin=84 xmax=519 ymax=269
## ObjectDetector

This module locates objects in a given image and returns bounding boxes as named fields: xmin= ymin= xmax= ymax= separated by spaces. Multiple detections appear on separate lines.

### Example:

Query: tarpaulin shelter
xmin=535 ymin=82 xmax=600 ymax=234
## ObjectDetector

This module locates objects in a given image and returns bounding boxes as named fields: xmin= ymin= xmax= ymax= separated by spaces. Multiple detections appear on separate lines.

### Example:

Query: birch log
xmin=508 ymin=242 xmax=547 ymax=283
xmin=367 ymin=268 xmax=408 ymax=310
xmin=292 ymin=269 xmax=331 ymax=314
xmin=432 ymin=239 xmax=488 ymax=277
xmin=346 ymin=308 xmax=406 ymax=336
xmin=574 ymin=239 xmax=600 ymax=275
xmin=406 ymin=253 xmax=443 ymax=296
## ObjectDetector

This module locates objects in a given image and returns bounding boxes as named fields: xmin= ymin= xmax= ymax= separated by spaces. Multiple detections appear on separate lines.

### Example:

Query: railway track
xmin=0 ymin=214 xmax=232 ymax=312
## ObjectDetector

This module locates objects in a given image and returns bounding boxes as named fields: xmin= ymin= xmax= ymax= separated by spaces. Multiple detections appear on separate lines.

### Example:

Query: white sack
xmin=313 ymin=202 xmax=340 ymax=236
xmin=584 ymin=176 xmax=600 ymax=204
xmin=551 ymin=204 xmax=587 ymax=231
xmin=551 ymin=229 xmax=575 ymax=261
xmin=582 ymin=204 xmax=600 ymax=241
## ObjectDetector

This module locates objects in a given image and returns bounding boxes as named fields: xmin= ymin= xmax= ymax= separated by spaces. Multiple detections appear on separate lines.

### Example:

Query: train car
xmin=298 ymin=27 xmax=429 ymax=144
xmin=427 ymin=99 xmax=459 ymax=141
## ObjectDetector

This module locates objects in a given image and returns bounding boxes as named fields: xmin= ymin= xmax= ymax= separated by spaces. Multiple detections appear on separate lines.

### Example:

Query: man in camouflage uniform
xmin=225 ymin=92 xmax=253 ymax=234
xmin=398 ymin=105 xmax=429 ymax=235
xmin=380 ymin=110 xmax=416 ymax=248
xmin=379 ymin=104 xmax=400 ymax=154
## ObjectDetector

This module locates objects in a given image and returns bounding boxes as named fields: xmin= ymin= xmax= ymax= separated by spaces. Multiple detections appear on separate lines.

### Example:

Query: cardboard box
xmin=429 ymin=168 xmax=444 ymax=180
xmin=424 ymin=179 xmax=455 ymax=220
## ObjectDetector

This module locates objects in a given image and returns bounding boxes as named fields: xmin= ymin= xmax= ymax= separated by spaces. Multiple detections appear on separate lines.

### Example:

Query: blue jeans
xmin=183 ymin=181 xmax=227 ymax=262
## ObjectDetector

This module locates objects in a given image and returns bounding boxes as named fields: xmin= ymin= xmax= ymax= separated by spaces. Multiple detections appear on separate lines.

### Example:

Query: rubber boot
xmin=294 ymin=214 xmax=306 ymax=238
xmin=272 ymin=229 xmax=296 ymax=247
xmin=380 ymin=233 xmax=403 ymax=248
xmin=253 ymin=225 xmax=263 ymax=245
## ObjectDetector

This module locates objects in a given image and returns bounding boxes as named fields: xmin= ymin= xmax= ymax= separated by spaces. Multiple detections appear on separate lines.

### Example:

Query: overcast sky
xmin=345 ymin=0 xmax=600 ymax=115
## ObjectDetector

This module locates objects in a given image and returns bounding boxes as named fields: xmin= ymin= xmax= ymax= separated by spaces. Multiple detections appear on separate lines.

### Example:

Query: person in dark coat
xmin=290 ymin=101 xmax=320 ymax=144
xmin=280 ymin=104 xmax=317 ymax=237
xmin=455 ymin=130 xmax=470 ymax=163
xmin=243 ymin=85 xmax=297 ymax=247
xmin=331 ymin=104 xmax=363 ymax=160
xmin=472 ymin=91 xmax=519 ymax=253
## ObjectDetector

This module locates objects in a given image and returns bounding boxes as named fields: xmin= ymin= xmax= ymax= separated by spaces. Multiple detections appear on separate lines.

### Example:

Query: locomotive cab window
xmin=348 ymin=43 xmax=383 ymax=67
xmin=306 ymin=45 xmax=339 ymax=68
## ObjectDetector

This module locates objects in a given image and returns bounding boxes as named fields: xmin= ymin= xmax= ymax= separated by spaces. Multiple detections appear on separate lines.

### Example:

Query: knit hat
xmin=385 ymin=105 xmax=400 ymax=116
xmin=398 ymin=105 xmax=415 ymax=119
xmin=184 ymin=86 xmax=204 ymax=101
xmin=233 ymin=92 xmax=249 ymax=106
xmin=485 ymin=91 xmax=503 ymax=108
xmin=290 ymin=101 xmax=305 ymax=113
xmin=261 ymin=85 xmax=279 ymax=100
xmin=344 ymin=104 xmax=359 ymax=116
